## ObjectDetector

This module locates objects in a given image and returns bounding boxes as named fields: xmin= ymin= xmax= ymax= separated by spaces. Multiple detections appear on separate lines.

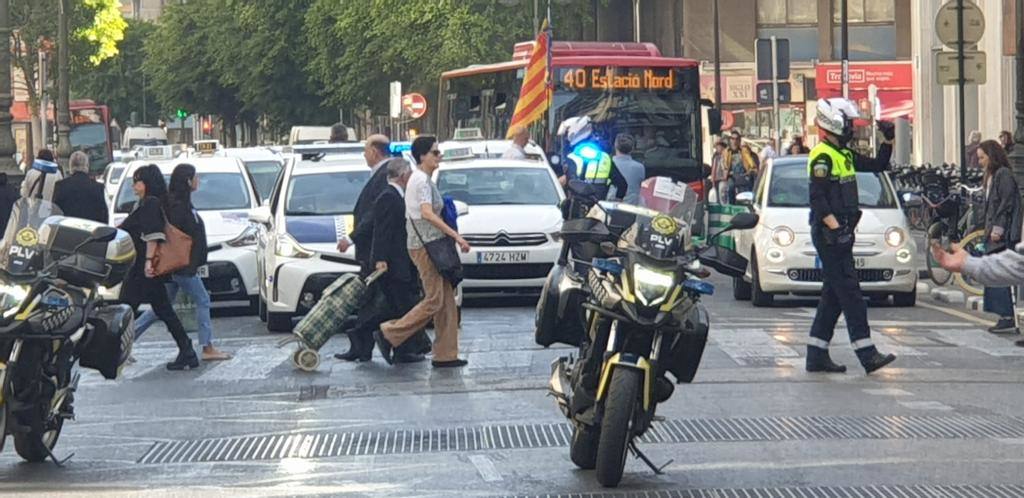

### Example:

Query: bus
xmin=68 ymin=100 xmax=114 ymax=174
xmin=436 ymin=41 xmax=706 ymax=182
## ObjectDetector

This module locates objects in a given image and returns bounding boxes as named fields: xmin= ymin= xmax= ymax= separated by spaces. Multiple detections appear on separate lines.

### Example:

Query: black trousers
xmin=808 ymin=227 xmax=878 ymax=364
xmin=349 ymin=277 xmax=429 ymax=354
xmin=123 ymin=276 xmax=192 ymax=355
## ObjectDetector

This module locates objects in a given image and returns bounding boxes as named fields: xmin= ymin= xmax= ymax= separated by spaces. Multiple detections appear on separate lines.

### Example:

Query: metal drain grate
xmin=499 ymin=485 xmax=1024 ymax=498
xmin=137 ymin=415 xmax=1024 ymax=464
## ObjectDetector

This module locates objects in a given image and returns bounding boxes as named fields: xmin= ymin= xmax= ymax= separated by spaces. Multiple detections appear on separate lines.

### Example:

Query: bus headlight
xmin=275 ymin=234 xmax=314 ymax=259
xmin=633 ymin=264 xmax=674 ymax=307
xmin=772 ymin=226 xmax=795 ymax=247
xmin=885 ymin=227 xmax=906 ymax=248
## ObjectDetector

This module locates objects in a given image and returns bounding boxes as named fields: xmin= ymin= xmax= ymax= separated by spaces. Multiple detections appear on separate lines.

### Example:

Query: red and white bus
xmin=67 ymin=100 xmax=114 ymax=174
xmin=436 ymin=41 xmax=707 ymax=184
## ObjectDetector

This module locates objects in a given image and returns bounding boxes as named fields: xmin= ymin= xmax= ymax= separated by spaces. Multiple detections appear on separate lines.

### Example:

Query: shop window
xmin=757 ymin=0 xmax=818 ymax=25
xmin=833 ymin=0 xmax=895 ymax=23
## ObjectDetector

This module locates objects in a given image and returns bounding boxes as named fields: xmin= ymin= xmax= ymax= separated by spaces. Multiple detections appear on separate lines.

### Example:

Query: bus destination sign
xmin=560 ymin=67 xmax=678 ymax=91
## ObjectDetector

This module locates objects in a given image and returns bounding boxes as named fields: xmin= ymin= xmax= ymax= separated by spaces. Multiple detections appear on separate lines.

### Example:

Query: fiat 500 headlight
xmin=633 ymin=264 xmax=674 ymax=307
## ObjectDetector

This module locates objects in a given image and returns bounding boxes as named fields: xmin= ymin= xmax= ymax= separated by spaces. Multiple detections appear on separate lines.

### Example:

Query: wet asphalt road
xmin=3 ymin=274 xmax=1024 ymax=497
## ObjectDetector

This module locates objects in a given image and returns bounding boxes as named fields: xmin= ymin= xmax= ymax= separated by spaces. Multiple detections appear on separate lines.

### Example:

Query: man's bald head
xmin=364 ymin=134 xmax=390 ymax=166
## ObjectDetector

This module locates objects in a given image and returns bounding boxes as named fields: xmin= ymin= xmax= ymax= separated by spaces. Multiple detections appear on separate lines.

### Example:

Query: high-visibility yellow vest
xmin=567 ymin=149 xmax=612 ymax=185
xmin=807 ymin=142 xmax=854 ymax=181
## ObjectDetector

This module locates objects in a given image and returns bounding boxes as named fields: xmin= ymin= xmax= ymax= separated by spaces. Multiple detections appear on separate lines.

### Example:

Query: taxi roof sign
xmin=442 ymin=147 xmax=474 ymax=161
xmin=194 ymin=140 xmax=220 ymax=155
xmin=140 ymin=145 xmax=174 ymax=160
xmin=453 ymin=128 xmax=484 ymax=140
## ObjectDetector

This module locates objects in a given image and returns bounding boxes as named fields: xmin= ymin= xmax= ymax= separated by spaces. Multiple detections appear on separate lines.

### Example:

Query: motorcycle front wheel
xmin=595 ymin=368 xmax=641 ymax=487
xmin=13 ymin=400 xmax=64 ymax=463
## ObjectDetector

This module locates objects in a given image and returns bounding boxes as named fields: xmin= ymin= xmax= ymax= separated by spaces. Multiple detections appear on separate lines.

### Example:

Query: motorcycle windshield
xmin=0 ymin=198 xmax=62 ymax=276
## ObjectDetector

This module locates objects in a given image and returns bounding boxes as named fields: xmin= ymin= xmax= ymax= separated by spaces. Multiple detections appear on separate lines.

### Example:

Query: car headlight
xmin=885 ymin=227 xmax=906 ymax=248
xmin=0 ymin=283 xmax=30 ymax=319
xmin=772 ymin=226 xmax=795 ymax=247
xmin=225 ymin=225 xmax=259 ymax=248
xmin=896 ymin=248 xmax=912 ymax=264
xmin=275 ymin=234 xmax=314 ymax=259
xmin=633 ymin=264 xmax=674 ymax=307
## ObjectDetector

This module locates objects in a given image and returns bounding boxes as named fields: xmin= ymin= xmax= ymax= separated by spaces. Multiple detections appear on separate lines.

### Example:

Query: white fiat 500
xmin=249 ymin=153 xmax=367 ymax=332
xmin=731 ymin=155 xmax=917 ymax=307
xmin=109 ymin=157 xmax=263 ymax=310
xmin=434 ymin=153 xmax=565 ymax=296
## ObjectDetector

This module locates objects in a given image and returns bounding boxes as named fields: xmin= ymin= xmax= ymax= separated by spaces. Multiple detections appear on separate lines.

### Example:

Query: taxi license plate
xmin=814 ymin=257 xmax=867 ymax=269
xmin=477 ymin=252 xmax=528 ymax=264
xmin=197 ymin=265 xmax=209 ymax=278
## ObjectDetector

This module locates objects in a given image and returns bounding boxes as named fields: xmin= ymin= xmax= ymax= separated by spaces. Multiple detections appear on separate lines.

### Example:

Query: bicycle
xmin=923 ymin=168 xmax=986 ymax=295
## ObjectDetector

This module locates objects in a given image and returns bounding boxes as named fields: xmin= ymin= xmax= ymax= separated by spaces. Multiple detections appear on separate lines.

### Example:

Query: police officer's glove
xmin=876 ymin=120 xmax=895 ymax=141
xmin=824 ymin=225 xmax=853 ymax=246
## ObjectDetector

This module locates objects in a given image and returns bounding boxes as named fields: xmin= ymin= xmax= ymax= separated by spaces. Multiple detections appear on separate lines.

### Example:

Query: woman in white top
xmin=377 ymin=136 xmax=471 ymax=368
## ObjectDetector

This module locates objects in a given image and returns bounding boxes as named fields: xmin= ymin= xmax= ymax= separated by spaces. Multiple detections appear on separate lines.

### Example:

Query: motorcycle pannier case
xmin=665 ymin=304 xmax=710 ymax=383
xmin=38 ymin=216 xmax=135 ymax=287
xmin=80 ymin=304 xmax=135 ymax=380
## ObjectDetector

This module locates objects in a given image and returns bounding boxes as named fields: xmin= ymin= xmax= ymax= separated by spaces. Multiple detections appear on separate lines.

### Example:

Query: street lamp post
xmin=0 ymin=0 xmax=18 ymax=178
xmin=1011 ymin=0 xmax=1024 ymax=198
xmin=55 ymin=0 xmax=71 ymax=170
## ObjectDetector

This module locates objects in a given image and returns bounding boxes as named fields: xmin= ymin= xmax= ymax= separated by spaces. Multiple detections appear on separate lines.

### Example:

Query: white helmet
xmin=815 ymin=97 xmax=859 ymax=140
xmin=557 ymin=116 xmax=593 ymax=147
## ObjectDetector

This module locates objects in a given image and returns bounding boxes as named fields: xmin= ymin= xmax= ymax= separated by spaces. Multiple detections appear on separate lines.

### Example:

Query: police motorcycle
xmin=538 ymin=182 xmax=756 ymax=487
xmin=0 ymin=198 xmax=136 ymax=464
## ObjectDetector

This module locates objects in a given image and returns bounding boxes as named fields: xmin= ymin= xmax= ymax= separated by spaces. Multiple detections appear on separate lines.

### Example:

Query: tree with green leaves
xmin=71 ymin=18 xmax=153 ymax=127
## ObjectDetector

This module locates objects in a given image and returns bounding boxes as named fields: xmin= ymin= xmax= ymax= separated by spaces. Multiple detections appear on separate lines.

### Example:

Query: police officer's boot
xmin=860 ymin=351 xmax=897 ymax=374
xmin=805 ymin=346 xmax=847 ymax=373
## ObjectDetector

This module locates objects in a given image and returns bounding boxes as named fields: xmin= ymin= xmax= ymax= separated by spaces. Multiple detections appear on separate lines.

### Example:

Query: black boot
xmin=166 ymin=347 xmax=199 ymax=371
xmin=373 ymin=330 xmax=394 ymax=365
xmin=862 ymin=351 xmax=897 ymax=374
xmin=335 ymin=330 xmax=372 ymax=362
xmin=806 ymin=346 xmax=847 ymax=373
xmin=988 ymin=318 xmax=1019 ymax=335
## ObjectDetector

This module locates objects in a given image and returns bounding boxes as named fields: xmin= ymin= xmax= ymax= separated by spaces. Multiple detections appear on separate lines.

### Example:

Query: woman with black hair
xmin=119 ymin=164 xmax=199 ymax=370
xmin=132 ymin=164 xmax=230 ymax=361
xmin=977 ymin=140 xmax=1023 ymax=334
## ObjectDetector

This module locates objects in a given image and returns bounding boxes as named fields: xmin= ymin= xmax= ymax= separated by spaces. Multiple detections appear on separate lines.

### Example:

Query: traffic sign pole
xmin=771 ymin=36 xmax=781 ymax=144
xmin=957 ymin=0 xmax=967 ymax=180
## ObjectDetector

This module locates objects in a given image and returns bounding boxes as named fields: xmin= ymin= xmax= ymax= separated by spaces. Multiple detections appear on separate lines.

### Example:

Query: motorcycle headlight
xmin=772 ymin=226 xmax=795 ymax=247
xmin=275 ymin=234 xmax=314 ymax=259
xmin=225 ymin=225 xmax=259 ymax=248
xmin=633 ymin=264 xmax=674 ymax=307
xmin=0 ymin=283 xmax=30 ymax=319
xmin=885 ymin=227 xmax=906 ymax=248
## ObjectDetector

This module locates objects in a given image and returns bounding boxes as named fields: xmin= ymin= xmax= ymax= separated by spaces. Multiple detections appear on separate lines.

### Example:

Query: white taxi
xmin=248 ymin=153 xmax=366 ymax=332
xmin=215 ymin=147 xmax=285 ymax=203
xmin=435 ymin=151 xmax=564 ymax=296
xmin=109 ymin=156 xmax=263 ymax=310
xmin=101 ymin=161 xmax=128 ymax=202
xmin=731 ymin=155 xmax=917 ymax=307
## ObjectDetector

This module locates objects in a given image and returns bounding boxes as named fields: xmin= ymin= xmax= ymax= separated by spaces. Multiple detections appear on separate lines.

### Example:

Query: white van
xmin=122 ymin=125 xmax=168 ymax=150
xmin=288 ymin=125 xmax=356 ymax=145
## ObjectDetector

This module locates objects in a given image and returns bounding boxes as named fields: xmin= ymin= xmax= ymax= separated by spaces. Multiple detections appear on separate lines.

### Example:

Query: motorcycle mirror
xmin=728 ymin=212 xmax=760 ymax=230
xmin=89 ymin=226 xmax=118 ymax=244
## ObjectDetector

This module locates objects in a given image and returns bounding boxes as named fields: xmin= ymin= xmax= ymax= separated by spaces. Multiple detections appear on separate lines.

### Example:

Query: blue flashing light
xmin=389 ymin=142 xmax=412 ymax=156
xmin=683 ymin=279 xmax=715 ymax=296
xmin=575 ymin=141 xmax=601 ymax=160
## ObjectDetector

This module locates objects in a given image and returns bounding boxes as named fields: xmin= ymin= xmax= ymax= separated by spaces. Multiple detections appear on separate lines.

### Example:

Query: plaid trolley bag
xmin=278 ymin=270 xmax=384 ymax=371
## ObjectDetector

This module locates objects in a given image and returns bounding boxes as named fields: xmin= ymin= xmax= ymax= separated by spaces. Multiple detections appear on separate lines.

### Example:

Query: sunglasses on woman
xmin=429 ymin=149 xmax=442 ymax=157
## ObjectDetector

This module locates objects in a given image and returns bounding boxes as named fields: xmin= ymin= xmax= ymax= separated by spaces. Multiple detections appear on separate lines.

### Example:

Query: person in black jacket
xmin=119 ymin=164 xmax=198 ymax=370
xmin=53 ymin=151 xmax=108 ymax=224
xmin=0 ymin=173 xmax=19 ymax=235
xmin=977 ymin=140 xmax=1023 ymax=333
xmin=337 ymin=134 xmax=390 ymax=267
xmin=132 ymin=164 xmax=232 ymax=362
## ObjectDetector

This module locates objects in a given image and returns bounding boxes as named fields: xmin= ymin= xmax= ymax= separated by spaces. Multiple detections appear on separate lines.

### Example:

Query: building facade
xmin=119 ymin=0 xmax=169 ymax=21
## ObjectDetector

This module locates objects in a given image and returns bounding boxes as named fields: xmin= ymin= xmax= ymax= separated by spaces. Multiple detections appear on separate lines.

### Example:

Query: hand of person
xmin=144 ymin=260 xmax=156 ymax=278
xmin=337 ymin=238 xmax=350 ymax=252
xmin=375 ymin=261 xmax=388 ymax=273
xmin=876 ymin=120 xmax=896 ymax=141
xmin=930 ymin=240 xmax=968 ymax=273
xmin=456 ymin=236 xmax=471 ymax=253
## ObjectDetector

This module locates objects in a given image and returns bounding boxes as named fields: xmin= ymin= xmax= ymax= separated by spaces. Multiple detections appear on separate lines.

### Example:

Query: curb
xmin=930 ymin=287 xmax=966 ymax=304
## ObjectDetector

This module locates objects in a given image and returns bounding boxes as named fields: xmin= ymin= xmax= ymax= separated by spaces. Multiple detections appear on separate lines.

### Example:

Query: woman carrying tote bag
xmin=376 ymin=136 xmax=471 ymax=368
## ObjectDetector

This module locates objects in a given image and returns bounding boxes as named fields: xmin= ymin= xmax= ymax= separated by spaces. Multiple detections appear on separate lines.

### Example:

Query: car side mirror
xmin=454 ymin=200 xmax=469 ymax=217
xmin=735 ymin=191 xmax=754 ymax=207
xmin=248 ymin=206 xmax=272 ymax=225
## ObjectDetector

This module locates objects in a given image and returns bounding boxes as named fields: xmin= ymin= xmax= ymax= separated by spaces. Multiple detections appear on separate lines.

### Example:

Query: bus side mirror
xmin=707 ymin=109 xmax=723 ymax=136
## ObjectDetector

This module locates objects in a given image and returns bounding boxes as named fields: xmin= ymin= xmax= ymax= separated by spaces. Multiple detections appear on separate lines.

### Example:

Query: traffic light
xmin=175 ymin=108 xmax=188 ymax=119
xmin=201 ymin=117 xmax=212 ymax=135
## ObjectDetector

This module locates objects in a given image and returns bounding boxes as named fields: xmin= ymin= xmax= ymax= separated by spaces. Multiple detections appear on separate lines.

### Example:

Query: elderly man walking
xmin=54 ymin=151 xmax=108 ymax=224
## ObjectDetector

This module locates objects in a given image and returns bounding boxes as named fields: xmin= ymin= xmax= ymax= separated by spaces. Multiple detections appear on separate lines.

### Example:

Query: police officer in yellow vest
xmin=557 ymin=116 xmax=629 ymax=201
xmin=807 ymin=97 xmax=898 ymax=374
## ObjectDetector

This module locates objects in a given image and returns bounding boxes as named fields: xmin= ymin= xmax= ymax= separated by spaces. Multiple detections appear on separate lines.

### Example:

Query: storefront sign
xmin=700 ymin=75 xmax=755 ymax=104
xmin=815 ymin=62 xmax=913 ymax=91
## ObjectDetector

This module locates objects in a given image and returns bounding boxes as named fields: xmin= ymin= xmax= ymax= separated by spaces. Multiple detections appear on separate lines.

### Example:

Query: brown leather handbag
xmin=151 ymin=211 xmax=193 ymax=277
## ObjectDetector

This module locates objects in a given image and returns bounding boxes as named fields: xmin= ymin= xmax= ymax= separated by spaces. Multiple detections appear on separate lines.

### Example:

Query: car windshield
xmin=767 ymin=161 xmax=897 ymax=208
xmin=115 ymin=172 xmax=252 ymax=213
xmin=244 ymin=160 xmax=282 ymax=201
xmin=438 ymin=167 xmax=559 ymax=205
xmin=286 ymin=171 xmax=370 ymax=215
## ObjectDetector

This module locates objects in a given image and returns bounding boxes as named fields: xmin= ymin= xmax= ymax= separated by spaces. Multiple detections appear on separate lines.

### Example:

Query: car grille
xmin=787 ymin=268 xmax=893 ymax=283
xmin=463 ymin=263 xmax=553 ymax=280
xmin=202 ymin=262 xmax=247 ymax=300
xmin=463 ymin=232 xmax=548 ymax=247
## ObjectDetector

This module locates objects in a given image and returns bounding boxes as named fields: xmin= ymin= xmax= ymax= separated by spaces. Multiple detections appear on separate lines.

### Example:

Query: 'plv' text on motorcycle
xmin=0 ymin=199 xmax=135 ymax=464
xmin=536 ymin=180 xmax=757 ymax=487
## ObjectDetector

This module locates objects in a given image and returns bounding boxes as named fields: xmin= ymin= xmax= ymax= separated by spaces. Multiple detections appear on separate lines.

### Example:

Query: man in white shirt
xmin=759 ymin=138 xmax=778 ymax=164
xmin=502 ymin=126 xmax=529 ymax=160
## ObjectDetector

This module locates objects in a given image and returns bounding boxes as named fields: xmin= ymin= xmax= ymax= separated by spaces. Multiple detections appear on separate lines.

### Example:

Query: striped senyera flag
xmin=506 ymin=20 xmax=551 ymax=138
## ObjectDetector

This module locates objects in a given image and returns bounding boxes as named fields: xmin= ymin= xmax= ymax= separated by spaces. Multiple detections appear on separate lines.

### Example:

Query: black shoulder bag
xmin=410 ymin=219 xmax=463 ymax=287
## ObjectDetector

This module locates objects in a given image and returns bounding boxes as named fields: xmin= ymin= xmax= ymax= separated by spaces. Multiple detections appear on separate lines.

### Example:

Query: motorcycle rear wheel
xmin=570 ymin=424 xmax=599 ymax=469
xmin=595 ymin=368 xmax=641 ymax=487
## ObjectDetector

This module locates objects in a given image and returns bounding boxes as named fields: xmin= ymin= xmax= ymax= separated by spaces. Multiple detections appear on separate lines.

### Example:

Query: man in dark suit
xmin=335 ymin=139 xmax=427 ymax=362
xmin=53 ymin=151 xmax=108 ymax=224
